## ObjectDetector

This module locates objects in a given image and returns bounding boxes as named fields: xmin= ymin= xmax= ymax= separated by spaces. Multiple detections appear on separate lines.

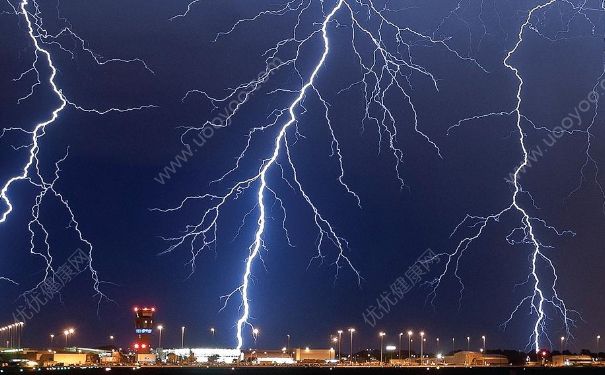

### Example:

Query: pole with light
xmin=398 ymin=333 xmax=403 ymax=359
xmin=157 ymin=325 xmax=163 ymax=348
xmin=482 ymin=335 xmax=486 ymax=353
xmin=337 ymin=331 xmax=342 ymax=361
xmin=379 ymin=332 xmax=386 ymax=364
xmin=348 ymin=328 xmax=355 ymax=364
xmin=407 ymin=331 xmax=413 ymax=365
xmin=181 ymin=326 xmax=185 ymax=349
xmin=420 ymin=331 xmax=425 ymax=365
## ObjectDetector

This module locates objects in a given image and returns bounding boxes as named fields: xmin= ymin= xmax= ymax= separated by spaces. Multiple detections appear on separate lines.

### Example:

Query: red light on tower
xmin=133 ymin=306 xmax=156 ymax=354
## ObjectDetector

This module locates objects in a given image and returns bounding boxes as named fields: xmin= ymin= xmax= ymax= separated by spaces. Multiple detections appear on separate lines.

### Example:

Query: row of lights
xmin=0 ymin=322 xmax=24 ymax=349
xmin=329 ymin=328 xmax=489 ymax=364
xmin=0 ymin=322 xmax=24 ymax=331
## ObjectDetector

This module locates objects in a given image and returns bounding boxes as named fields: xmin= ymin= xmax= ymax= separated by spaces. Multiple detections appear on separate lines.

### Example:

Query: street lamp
xmin=64 ymin=328 xmax=74 ymax=347
xmin=597 ymin=335 xmax=601 ymax=357
xmin=482 ymin=335 xmax=486 ymax=353
xmin=337 ymin=331 xmax=342 ymax=361
xmin=157 ymin=325 xmax=163 ymax=348
xmin=109 ymin=335 xmax=115 ymax=346
xmin=420 ymin=332 xmax=425 ymax=365
xmin=436 ymin=337 xmax=440 ymax=354
xmin=398 ymin=333 xmax=403 ymax=359
xmin=560 ymin=336 xmax=565 ymax=354
xmin=407 ymin=331 xmax=413 ymax=365
xmin=210 ymin=328 xmax=215 ymax=346
xmin=181 ymin=326 xmax=185 ymax=349
xmin=452 ymin=337 xmax=455 ymax=355
xmin=467 ymin=336 xmax=470 ymax=351
xmin=379 ymin=332 xmax=386 ymax=364
xmin=348 ymin=328 xmax=355 ymax=364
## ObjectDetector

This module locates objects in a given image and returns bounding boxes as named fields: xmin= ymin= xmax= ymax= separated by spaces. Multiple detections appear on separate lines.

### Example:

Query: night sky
xmin=1 ymin=0 xmax=605 ymax=354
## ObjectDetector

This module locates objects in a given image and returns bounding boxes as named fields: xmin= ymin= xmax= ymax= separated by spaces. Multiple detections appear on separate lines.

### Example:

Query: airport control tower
xmin=133 ymin=306 xmax=155 ymax=354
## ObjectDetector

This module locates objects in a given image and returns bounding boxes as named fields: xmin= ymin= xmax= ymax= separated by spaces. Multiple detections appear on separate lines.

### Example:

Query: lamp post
xmin=597 ymin=335 xmax=601 ymax=357
xmin=560 ymin=336 xmax=565 ymax=354
xmin=210 ymin=328 xmax=215 ymax=346
xmin=482 ymin=335 xmax=486 ymax=353
xmin=407 ymin=331 xmax=413 ymax=365
xmin=420 ymin=332 xmax=425 ymax=365
xmin=64 ymin=328 xmax=74 ymax=347
xmin=337 ymin=331 xmax=342 ymax=361
xmin=287 ymin=334 xmax=291 ymax=353
xmin=379 ymin=332 xmax=386 ymax=364
xmin=157 ymin=325 xmax=163 ymax=348
xmin=467 ymin=336 xmax=470 ymax=351
xmin=436 ymin=337 xmax=440 ymax=354
xmin=398 ymin=333 xmax=403 ymax=359
xmin=452 ymin=338 xmax=455 ymax=356
xmin=181 ymin=326 xmax=185 ymax=349
xmin=348 ymin=328 xmax=355 ymax=364
xmin=50 ymin=334 xmax=55 ymax=348
xmin=17 ymin=322 xmax=23 ymax=349
xmin=109 ymin=335 xmax=115 ymax=346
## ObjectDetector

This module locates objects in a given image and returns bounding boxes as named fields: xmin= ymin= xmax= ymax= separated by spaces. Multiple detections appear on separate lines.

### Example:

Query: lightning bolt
xmin=427 ymin=0 xmax=602 ymax=351
xmin=163 ymin=0 xmax=487 ymax=350
xmin=1 ymin=0 xmax=155 ymax=307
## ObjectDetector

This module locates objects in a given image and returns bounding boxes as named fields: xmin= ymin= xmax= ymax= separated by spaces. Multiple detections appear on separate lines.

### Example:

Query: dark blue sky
xmin=1 ymin=0 xmax=604 ymax=354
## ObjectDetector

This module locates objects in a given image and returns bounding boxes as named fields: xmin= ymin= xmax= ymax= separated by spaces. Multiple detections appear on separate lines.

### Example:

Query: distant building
xmin=444 ymin=351 xmax=508 ymax=366
xmin=53 ymin=353 xmax=91 ymax=365
xmin=295 ymin=348 xmax=335 ymax=362
xmin=136 ymin=353 xmax=157 ymax=364
xmin=161 ymin=348 xmax=241 ymax=363
xmin=243 ymin=349 xmax=294 ymax=364
xmin=552 ymin=354 xmax=593 ymax=366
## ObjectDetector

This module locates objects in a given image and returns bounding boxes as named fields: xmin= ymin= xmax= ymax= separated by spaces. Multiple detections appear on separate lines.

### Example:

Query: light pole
xmin=337 ymin=331 xmax=342 ymax=361
xmin=560 ymin=336 xmax=565 ymax=354
xmin=436 ymin=337 xmax=440 ymax=354
xmin=398 ymin=333 xmax=403 ymax=359
xmin=407 ymin=331 xmax=413 ymax=365
xmin=331 ymin=336 xmax=338 ymax=360
xmin=466 ymin=336 xmax=470 ymax=351
xmin=50 ymin=334 xmax=55 ymax=348
xmin=17 ymin=322 xmax=23 ymax=349
xmin=597 ymin=335 xmax=601 ymax=357
xmin=482 ymin=335 xmax=486 ymax=353
xmin=181 ymin=326 xmax=185 ymax=349
xmin=210 ymin=328 xmax=215 ymax=346
xmin=420 ymin=332 xmax=425 ymax=365
xmin=64 ymin=328 xmax=74 ymax=347
xmin=109 ymin=335 xmax=115 ymax=346
xmin=348 ymin=328 xmax=355 ymax=364
xmin=452 ymin=338 xmax=455 ymax=355
xmin=157 ymin=325 xmax=163 ymax=348
xmin=379 ymin=332 xmax=386 ymax=364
